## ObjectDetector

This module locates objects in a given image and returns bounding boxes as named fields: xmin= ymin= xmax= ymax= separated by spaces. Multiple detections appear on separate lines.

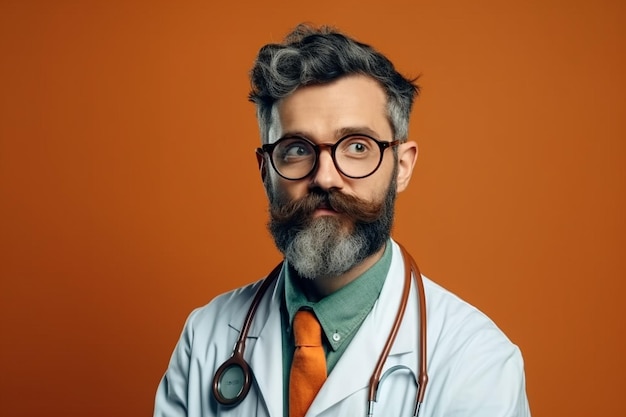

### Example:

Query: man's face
xmin=262 ymin=75 xmax=414 ymax=279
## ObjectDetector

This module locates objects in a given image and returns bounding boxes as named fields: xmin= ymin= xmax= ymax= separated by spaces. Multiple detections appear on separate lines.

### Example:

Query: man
xmin=154 ymin=24 xmax=531 ymax=417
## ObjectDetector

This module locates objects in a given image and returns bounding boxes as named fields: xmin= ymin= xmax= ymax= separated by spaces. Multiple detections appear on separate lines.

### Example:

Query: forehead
xmin=269 ymin=74 xmax=391 ymax=143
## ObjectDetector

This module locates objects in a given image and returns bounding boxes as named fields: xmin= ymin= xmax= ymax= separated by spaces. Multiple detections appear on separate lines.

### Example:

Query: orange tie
xmin=289 ymin=310 xmax=327 ymax=417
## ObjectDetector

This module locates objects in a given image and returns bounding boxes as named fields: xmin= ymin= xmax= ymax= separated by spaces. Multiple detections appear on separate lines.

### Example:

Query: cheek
xmin=357 ymin=168 xmax=396 ymax=202
xmin=267 ymin=174 xmax=308 ymax=202
xmin=356 ymin=183 xmax=387 ymax=204
xmin=281 ymin=182 xmax=309 ymax=201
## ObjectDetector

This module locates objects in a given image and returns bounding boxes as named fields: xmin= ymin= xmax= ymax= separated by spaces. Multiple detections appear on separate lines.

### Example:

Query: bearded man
xmin=154 ymin=24 xmax=531 ymax=417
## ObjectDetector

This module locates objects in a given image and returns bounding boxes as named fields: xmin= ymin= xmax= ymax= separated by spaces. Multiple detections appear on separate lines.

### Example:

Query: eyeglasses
xmin=258 ymin=134 xmax=400 ymax=181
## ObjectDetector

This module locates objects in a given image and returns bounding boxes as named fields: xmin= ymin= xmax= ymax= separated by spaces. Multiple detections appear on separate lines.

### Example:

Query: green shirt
xmin=280 ymin=240 xmax=392 ymax=415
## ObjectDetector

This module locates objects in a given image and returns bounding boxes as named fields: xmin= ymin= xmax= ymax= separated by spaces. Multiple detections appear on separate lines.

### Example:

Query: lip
xmin=312 ymin=207 xmax=339 ymax=218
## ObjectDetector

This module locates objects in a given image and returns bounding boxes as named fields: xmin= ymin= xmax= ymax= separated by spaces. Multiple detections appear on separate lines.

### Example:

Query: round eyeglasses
xmin=258 ymin=134 xmax=400 ymax=181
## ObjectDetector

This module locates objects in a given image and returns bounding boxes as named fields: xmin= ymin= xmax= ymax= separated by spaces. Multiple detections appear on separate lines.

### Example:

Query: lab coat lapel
xmin=307 ymin=241 xmax=419 ymax=415
xmin=228 ymin=271 xmax=285 ymax=417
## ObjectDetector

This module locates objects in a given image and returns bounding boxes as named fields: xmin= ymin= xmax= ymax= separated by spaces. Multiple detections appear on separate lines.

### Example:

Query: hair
xmin=249 ymin=24 xmax=420 ymax=144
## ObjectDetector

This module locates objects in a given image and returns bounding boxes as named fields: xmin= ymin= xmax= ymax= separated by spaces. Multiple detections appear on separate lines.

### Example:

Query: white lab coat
xmin=154 ymin=240 xmax=531 ymax=417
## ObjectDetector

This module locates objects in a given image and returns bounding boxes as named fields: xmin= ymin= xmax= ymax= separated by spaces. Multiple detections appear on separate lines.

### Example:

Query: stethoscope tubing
xmin=368 ymin=242 xmax=428 ymax=416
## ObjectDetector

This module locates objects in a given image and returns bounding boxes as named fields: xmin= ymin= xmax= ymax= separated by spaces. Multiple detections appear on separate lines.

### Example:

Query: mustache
xmin=270 ymin=189 xmax=383 ymax=226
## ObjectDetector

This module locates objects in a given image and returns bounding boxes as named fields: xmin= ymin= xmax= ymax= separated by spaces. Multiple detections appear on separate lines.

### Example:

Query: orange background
xmin=1 ymin=0 xmax=624 ymax=416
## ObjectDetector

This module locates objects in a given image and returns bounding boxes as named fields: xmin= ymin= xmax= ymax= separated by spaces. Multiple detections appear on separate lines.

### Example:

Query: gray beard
xmin=283 ymin=216 xmax=367 ymax=279
xmin=268 ymin=178 xmax=396 ymax=280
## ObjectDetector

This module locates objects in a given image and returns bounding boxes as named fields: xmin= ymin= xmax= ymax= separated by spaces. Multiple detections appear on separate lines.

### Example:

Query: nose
xmin=309 ymin=149 xmax=344 ymax=191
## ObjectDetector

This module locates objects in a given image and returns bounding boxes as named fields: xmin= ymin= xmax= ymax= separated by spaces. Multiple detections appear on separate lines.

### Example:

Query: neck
xmin=299 ymin=243 xmax=387 ymax=301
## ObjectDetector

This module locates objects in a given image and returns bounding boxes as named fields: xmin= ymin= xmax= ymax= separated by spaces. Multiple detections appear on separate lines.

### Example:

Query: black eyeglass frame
xmin=257 ymin=134 xmax=401 ymax=181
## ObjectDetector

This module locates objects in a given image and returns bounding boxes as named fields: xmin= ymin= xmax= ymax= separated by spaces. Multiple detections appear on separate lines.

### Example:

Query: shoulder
xmin=422 ymin=277 xmax=530 ymax=414
xmin=424 ymin=276 xmax=520 ymax=357
xmin=154 ymin=277 xmax=275 ymax=417
xmin=183 ymin=279 xmax=266 ymax=336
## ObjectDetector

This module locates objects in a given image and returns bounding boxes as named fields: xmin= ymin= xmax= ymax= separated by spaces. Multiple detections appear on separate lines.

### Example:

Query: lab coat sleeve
xmin=153 ymin=308 xmax=201 ymax=417
xmin=444 ymin=326 xmax=531 ymax=417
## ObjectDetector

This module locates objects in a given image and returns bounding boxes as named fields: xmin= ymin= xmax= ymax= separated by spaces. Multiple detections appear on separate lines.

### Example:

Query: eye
xmin=285 ymin=144 xmax=309 ymax=157
xmin=347 ymin=142 xmax=368 ymax=153
xmin=340 ymin=136 xmax=374 ymax=157
xmin=277 ymin=138 xmax=314 ymax=162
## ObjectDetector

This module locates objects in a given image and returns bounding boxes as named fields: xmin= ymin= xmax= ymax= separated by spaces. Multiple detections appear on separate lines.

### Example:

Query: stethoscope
xmin=212 ymin=243 xmax=428 ymax=417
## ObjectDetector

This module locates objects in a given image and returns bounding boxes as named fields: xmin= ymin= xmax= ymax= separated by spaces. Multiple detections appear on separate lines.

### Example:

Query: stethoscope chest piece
xmin=212 ymin=350 xmax=252 ymax=406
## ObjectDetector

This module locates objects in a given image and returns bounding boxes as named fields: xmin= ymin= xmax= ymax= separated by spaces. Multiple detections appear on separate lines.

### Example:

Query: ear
xmin=395 ymin=140 xmax=418 ymax=193
xmin=255 ymin=148 xmax=267 ymax=182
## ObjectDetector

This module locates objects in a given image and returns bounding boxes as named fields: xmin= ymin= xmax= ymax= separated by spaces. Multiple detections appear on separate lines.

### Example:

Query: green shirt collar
xmin=284 ymin=240 xmax=392 ymax=351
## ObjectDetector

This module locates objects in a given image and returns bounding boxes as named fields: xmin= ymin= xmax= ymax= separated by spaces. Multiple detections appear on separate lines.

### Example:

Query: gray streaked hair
xmin=249 ymin=24 xmax=420 ymax=144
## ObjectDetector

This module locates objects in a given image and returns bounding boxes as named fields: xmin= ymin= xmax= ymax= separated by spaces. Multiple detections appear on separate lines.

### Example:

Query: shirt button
xmin=332 ymin=332 xmax=341 ymax=342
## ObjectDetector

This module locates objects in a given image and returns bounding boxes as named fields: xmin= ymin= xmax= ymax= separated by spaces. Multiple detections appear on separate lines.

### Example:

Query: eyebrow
xmin=279 ymin=126 xmax=382 ymax=142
